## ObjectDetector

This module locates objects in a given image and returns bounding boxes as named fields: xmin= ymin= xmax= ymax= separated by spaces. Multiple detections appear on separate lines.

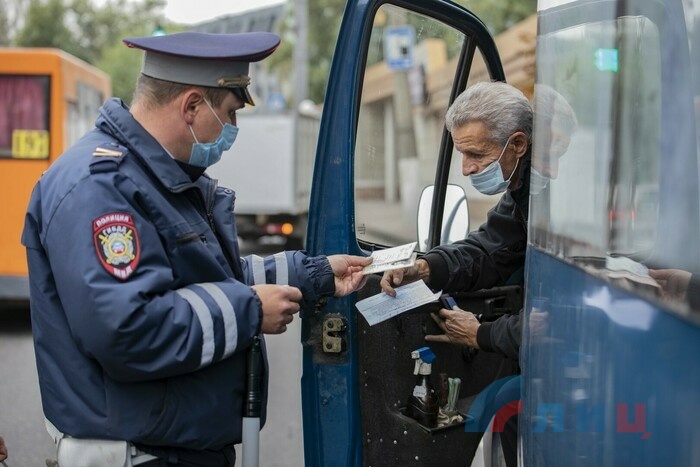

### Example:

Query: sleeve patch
xmin=93 ymin=212 xmax=141 ymax=280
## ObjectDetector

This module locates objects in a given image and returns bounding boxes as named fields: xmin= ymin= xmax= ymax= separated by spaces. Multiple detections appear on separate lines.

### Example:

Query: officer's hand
xmin=252 ymin=284 xmax=303 ymax=334
xmin=380 ymin=259 xmax=430 ymax=297
xmin=425 ymin=308 xmax=480 ymax=348
xmin=328 ymin=254 xmax=373 ymax=297
xmin=0 ymin=435 xmax=8 ymax=462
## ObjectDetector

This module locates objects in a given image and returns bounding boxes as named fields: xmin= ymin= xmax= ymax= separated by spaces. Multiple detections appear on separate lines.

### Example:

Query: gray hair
xmin=534 ymin=84 xmax=577 ymax=135
xmin=445 ymin=81 xmax=533 ymax=145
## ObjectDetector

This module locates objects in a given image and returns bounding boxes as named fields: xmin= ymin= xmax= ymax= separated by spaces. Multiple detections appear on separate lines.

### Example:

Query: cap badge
xmin=217 ymin=75 xmax=251 ymax=88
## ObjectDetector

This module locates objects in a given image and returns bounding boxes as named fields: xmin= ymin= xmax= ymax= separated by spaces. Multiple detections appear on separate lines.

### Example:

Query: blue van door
xmin=302 ymin=1 xmax=511 ymax=466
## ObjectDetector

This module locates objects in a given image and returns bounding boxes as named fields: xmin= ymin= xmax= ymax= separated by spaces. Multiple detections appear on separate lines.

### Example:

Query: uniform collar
xmin=95 ymin=98 xmax=194 ymax=191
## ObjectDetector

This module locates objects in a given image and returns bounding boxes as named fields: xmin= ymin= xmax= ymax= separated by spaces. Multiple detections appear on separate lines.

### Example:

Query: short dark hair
xmin=132 ymin=74 xmax=230 ymax=109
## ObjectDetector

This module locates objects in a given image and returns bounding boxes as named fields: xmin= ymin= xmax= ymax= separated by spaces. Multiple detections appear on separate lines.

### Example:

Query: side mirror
xmin=417 ymin=185 xmax=469 ymax=251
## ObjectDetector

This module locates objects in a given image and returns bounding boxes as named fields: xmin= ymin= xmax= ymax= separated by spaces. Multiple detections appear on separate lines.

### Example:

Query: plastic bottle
xmin=405 ymin=346 xmax=439 ymax=428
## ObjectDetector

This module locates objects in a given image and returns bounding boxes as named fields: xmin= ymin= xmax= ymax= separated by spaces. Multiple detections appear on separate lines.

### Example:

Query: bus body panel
xmin=0 ymin=48 xmax=110 ymax=299
xmin=522 ymin=248 xmax=700 ymax=466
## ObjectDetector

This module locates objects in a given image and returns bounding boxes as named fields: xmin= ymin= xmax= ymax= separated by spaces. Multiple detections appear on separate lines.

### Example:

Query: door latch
xmin=322 ymin=316 xmax=347 ymax=353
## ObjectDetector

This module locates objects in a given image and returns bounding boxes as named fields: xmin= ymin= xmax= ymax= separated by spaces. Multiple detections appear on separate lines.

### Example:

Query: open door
xmin=303 ymin=1 xmax=517 ymax=465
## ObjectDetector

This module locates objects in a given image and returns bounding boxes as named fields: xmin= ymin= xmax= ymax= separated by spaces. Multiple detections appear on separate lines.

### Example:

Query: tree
xmin=12 ymin=0 xmax=180 ymax=101
xmin=268 ymin=0 xmax=536 ymax=105
xmin=0 ymin=9 xmax=10 ymax=46
xmin=15 ymin=0 xmax=84 ymax=59
xmin=455 ymin=0 xmax=536 ymax=34
xmin=1 ymin=0 xmax=30 ymax=46
xmin=266 ymin=0 xmax=346 ymax=105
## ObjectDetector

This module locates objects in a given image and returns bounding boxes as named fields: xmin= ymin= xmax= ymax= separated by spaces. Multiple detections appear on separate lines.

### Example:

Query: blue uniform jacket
xmin=21 ymin=98 xmax=335 ymax=450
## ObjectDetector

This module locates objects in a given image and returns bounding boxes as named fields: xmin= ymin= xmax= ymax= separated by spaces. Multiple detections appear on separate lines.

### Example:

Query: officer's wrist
xmin=250 ymin=288 xmax=264 ymax=335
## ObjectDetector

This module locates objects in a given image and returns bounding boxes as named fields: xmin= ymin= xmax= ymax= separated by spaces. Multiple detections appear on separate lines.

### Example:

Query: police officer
xmin=22 ymin=31 xmax=371 ymax=467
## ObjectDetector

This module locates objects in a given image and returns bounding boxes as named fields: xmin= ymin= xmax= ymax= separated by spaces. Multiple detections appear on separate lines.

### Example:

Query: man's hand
xmin=425 ymin=308 xmax=480 ymax=348
xmin=649 ymin=268 xmax=692 ymax=301
xmin=380 ymin=258 xmax=430 ymax=297
xmin=328 ymin=254 xmax=373 ymax=297
xmin=252 ymin=284 xmax=303 ymax=334
xmin=0 ymin=435 xmax=7 ymax=462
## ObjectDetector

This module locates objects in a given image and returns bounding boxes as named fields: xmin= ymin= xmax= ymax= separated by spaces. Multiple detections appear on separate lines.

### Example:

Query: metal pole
xmin=242 ymin=336 xmax=263 ymax=467
xmin=293 ymin=0 xmax=309 ymax=108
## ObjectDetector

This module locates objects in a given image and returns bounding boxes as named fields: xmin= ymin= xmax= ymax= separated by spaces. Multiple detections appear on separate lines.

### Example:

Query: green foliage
xmin=268 ymin=0 xmax=535 ymax=105
xmin=454 ymin=0 xmax=537 ymax=35
xmin=97 ymin=37 xmax=143 ymax=103
xmin=267 ymin=0 xmax=347 ymax=104
xmin=15 ymin=0 xmax=83 ymax=58
xmin=11 ymin=0 xmax=179 ymax=99
xmin=0 ymin=8 xmax=10 ymax=46
xmin=8 ymin=0 xmax=536 ymax=105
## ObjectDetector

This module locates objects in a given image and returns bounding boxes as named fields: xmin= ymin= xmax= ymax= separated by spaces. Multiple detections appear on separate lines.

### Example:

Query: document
xmin=605 ymin=255 xmax=660 ymax=289
xmin=361 ymin=241 xmax=417 ymax=275
xmin=356 ymin=280 xmax=441 ymax=326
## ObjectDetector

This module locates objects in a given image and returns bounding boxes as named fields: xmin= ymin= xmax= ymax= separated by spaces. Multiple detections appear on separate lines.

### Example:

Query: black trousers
xmin=493 ymin=376 xmax=520 ymax=467
xmin=502 ymin=414 xmax=518 ymax=467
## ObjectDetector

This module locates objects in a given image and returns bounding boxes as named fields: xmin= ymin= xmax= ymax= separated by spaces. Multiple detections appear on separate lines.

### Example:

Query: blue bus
xmin=302 ymin=0 xmax=699 ymax=465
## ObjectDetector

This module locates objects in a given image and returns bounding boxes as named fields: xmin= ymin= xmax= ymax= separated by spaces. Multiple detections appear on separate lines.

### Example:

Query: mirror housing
xmin=417 ymin=185 xmax=469 ymax=251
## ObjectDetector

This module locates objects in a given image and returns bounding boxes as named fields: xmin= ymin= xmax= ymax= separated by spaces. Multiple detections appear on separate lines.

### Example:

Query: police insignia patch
xmin=93 ymin=212 xmax=140 ymax=280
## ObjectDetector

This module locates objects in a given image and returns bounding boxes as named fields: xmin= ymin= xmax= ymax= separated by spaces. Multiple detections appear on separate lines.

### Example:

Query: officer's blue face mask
xmin=188 ymin=99 xmax=238 ymax=168
xmin=470 ymin=135 xmax=518 ymax=195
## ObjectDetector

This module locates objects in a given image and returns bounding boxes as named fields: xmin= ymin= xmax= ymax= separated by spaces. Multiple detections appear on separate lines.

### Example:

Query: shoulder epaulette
xmin=89 ymin=143 xmax=128 ymax=174
xmin=92 ymin=146 xmax=124 ymax=157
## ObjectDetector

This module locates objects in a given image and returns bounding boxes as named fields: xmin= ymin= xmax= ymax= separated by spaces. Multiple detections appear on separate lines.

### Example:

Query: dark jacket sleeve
xmin=422 ymin=189 xmax=528 ymax=293
xmin=687 ymin=274 xmax=700 ymax=310
xmin=423 ymin=156 xmax=531 ymax=361
xmin=476 ymin=312 xmax=522 ymax=361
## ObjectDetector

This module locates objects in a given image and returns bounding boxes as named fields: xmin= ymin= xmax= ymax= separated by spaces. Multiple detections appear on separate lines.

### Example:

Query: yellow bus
xmin=0 ymin=48 xmax=111 ymax=302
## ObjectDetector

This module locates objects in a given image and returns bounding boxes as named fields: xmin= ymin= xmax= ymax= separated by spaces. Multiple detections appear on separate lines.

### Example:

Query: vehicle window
xmin=530 ymin=10 xmax=700 ymax=311
xmin=67 ymin=82 xmax=105 ymax=148
xmin=353 ymin=4 xmax=496 ymax=250
xmin=0 ymin=75 xmax=51 ymax=160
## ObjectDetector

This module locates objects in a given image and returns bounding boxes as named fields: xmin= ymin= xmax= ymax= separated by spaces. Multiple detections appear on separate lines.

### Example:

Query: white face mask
xmin=469 ymin=136 xmax=518 ymax=195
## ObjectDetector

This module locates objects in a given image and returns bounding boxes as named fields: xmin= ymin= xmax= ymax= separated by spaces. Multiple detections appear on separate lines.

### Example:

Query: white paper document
xmin=356 ymin=280 xmax=441 ymax=326
xmin=361 ymin=242 xmax=417 ymax=275
xmin=605 ymin=255 xmax=660 ymax=288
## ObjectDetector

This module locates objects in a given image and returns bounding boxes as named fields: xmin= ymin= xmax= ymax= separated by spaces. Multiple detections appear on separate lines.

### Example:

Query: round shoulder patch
xmin=93 ymin=212 xmax=140 ymax=280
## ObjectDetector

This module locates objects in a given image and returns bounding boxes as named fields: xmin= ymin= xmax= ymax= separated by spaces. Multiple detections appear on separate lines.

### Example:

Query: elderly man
xmin=22 ymin=32 xmax=370 ymax=467
xmin=382 ymin=81 xmax=577 ymax=467
xmin=382 ymin=81 xmax=532 ymax=359
xmin=382 ymin=81 xmax=532 ymax=467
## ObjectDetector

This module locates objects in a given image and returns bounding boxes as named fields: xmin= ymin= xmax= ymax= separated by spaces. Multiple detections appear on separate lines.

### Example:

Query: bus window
xmin=0 ymin=49 xmax=110 ymax=301
xmin=68 ymin=82 xmax=105 ymax=147
xmin=0 ymin=75 xmax=51 ymax=160
xmin=530 ymin=4 xmax=699 ymax=311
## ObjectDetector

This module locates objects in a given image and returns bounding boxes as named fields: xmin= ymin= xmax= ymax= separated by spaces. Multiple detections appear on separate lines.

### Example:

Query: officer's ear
xmin=511 ymin=131 xmax=529 ymax=159
xmin=181 ymin=89 xmax=206 ymax=125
